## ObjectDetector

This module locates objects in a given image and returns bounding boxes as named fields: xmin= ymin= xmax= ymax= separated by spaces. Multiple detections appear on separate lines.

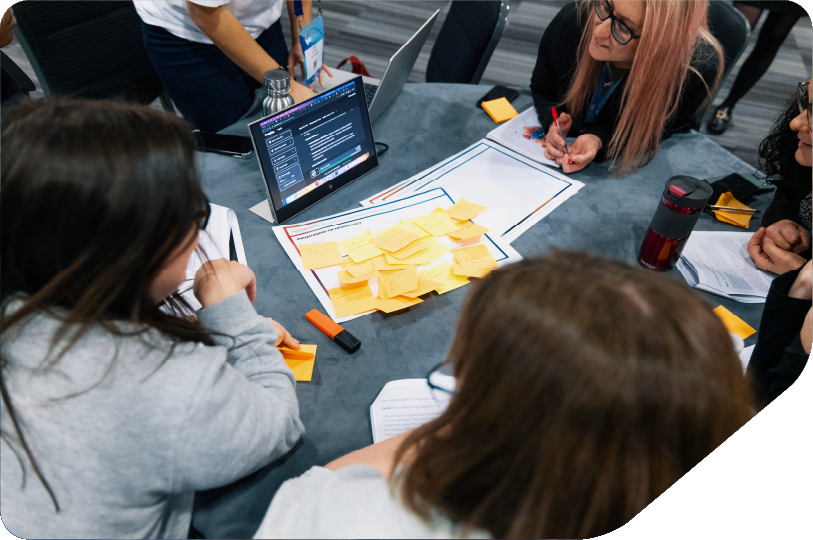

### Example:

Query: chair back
xmin=707 ymin=0 xmax=751 ymax=87
xmin=13 ymin=1 xmax=169 ymax=107
xmin=426 ymin=1 xmax=509 ymax=85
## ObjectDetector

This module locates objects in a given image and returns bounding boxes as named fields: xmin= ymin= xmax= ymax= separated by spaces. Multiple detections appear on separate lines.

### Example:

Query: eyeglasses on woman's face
xmin=426 ymin=361 xmax=456 ymax=402
xmin=594 ymin=0 xmax=640 ymax=46
xmin=798 ymin=81 xmax=811 ymax=126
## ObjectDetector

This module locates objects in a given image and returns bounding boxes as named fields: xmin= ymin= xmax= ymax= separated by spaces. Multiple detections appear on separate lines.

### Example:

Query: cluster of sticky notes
xmin=713 ymin=306 xmax=756 ymax=340
xmin=305 ymin=199 xmax=494 ymax=318
xmin=481 ymin=97 xmax=518 ymax=124
xmin=711 ymin=192 xmax=754 ymax=229
xmin=278 ymin=344 xmax=317 ymax=381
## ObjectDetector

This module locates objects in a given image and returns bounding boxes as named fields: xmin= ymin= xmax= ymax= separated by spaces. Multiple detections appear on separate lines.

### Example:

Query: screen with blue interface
xmin=249 ymin=77 xmax=378 ymax=223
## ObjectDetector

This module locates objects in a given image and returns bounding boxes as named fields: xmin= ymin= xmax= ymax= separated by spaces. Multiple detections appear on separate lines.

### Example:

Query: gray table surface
xmin=191 ymin=83 xmax=772 ymax=538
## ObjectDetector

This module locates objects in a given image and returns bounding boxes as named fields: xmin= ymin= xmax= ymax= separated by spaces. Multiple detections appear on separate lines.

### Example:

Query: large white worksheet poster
xmin=359 ymin=140 xmax=583 ymax=244
xmin=273 ymin=188 xmax=522 ymax=322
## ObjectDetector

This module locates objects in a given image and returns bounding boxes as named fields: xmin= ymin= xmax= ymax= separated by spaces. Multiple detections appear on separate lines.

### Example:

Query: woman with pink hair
xmin=532 ymin=0 xmax=723 ymax=175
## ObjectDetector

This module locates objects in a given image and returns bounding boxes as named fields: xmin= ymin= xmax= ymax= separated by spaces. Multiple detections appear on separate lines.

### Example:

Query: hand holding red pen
xmin=544 ymin=111 xmax=572 ymax=163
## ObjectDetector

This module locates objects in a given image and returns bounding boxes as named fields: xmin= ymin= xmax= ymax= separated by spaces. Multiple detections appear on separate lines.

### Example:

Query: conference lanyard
xmin=293 ymin=0 xmax=324 ymax=87
xmin=585 ymin=62 xmax=623 ymax=124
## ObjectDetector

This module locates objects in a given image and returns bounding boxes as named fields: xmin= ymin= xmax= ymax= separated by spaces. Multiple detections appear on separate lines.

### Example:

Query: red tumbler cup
xmin=638 ymin=176 xmax=713 ymax=272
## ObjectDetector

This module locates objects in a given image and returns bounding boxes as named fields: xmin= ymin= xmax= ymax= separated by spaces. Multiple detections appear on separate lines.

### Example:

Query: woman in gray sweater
xmin=0 ymin=98 xmax=304 ymax=539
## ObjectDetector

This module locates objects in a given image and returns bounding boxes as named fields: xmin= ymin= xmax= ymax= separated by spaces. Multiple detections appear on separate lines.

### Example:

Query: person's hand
xmin=309 ymin=64 xmax=333 ymax=89
xmin=287 ymin=41 xmax=305 ymax=82
xmin=801 ymin=308 xmax=812 ymax=354
xmin=764 ymin=219 xmax=810 ymax=254
xmin=789 ymin=260 xmax=812 ymax=300
xmin=747 ymin=227 xmax=807 ymax=274
xmin=289 ymin=80 xmax=315 ymax=102
xmin=193 ymin=259 xmax=257 ymax=308
xmin=0 ymin=8 xmax=16 ymax=48
xmin=543 ymin=113 xmax=572 ymax=162
xmin=265 ymin=317 xmax=301 ymax=349
xmin=559 ymin=134 xmax=601 ymax=174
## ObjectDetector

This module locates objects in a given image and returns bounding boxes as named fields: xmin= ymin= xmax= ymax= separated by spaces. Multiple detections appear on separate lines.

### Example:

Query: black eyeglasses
xmin=426 ymin=361 xmax=456 ymax=401
xmin=197 ymin=195 xmax=211 ymax=230
xmin=595 ymin=0 xmax=640 ymax=46
xmin=798 ymin=81 xmax=811 ymax=126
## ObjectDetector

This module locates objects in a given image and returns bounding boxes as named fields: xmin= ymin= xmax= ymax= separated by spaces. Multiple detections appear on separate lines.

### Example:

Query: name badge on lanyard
xmin=585 ymin=62 xmax=622 ymax=124
xmin=294 ymin=0 xmax=324 ymax=87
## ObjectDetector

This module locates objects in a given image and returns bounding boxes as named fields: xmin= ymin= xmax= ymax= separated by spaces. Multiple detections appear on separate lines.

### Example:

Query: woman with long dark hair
xmin=532 ymin=0 xmax=723 ymax=175
xmin=255 ymin=252 xmax=754 ymax=539
xmin=1 ymin=98 xmax=304 ymax=538
xmin=748 ymin=78 xmax=812 ymax=275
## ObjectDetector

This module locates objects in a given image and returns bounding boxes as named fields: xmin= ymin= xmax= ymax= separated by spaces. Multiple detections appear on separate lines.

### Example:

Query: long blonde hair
xmin=564 ymin=0 xmax=723 ymax=175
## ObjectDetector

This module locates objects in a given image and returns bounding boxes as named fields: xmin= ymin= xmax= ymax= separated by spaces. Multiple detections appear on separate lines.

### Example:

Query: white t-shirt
xmin=254 ymin=465 xmax=491 ymax=539
xmin=134 ymin=0 xmax=284 ymax=45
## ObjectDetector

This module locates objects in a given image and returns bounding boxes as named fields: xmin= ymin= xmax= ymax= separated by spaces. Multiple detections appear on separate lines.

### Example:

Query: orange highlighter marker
xmin=551 ymin=106 xmax=572 ymax=164
xmin=306 ymin=309 xmax=361 ymax=353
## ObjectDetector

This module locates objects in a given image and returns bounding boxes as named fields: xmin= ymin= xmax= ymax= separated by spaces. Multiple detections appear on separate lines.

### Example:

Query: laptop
xmin=314 ymin=10 xmax=439 ymax=124
xmin=247 ymin=76 xmax=379 ymax=224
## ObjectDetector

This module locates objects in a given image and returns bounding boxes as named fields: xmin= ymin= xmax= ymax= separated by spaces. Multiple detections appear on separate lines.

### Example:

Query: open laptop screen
xmin=248 ymin=76 xmax=378 ymax=224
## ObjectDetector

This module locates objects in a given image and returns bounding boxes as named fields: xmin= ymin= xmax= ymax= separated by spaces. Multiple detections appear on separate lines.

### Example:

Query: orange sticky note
xmin=423 ymin=262 xmax=470 ymax=294
xmin=385 ymin=238 xmax=449 ymax=267
xmin=328 ymin=283 xmax=379 ymax=317
xmin=446 ymin=198 xmax=488 ymax=221
xmin=448 ymin=220 xmax=490 ymax=241
xmin=372 ymin=224 xmax=423 ymax=253
xmin=378 ymin=266 xmax=418 ymax=299
xmin=711 ymin=192 xmax=753 ymax=229
xmin=340 ymin=258 xmax=375 ymax=278
xmin=339 ymin=231 xmax=384 ymax=264
xmin=481 ymin=97 xmax=518 ymax=123
xmin=374 ymin=221 xmax=430 ymax=240
xmin=300 ymin=241 xmax=344 ymax=270
xmin=390 ymin=239 xmax=428 ymax=260
xmin=278 ymin=344 xmax=317 ymax=382
xmin=713 ymin=306 xmax=756 ymax=340
xmin=402 ymin=273 xmax=444 ymax=298
xmin=337 ymin=269 xmax=379 ymax=285
xmin=408 ymin=208 xmax=459 ymax=237
xmin=376 ymin=295 xmax=423 ymax=313
xmin=372 ymin=254 xmax=411 ymax=271
xmin=452 ymin=244 xmax=499 ymax=273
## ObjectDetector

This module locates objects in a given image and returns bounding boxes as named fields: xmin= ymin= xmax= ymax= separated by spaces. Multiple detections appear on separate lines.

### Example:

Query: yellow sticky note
xmin=376 ymin=295 xmax=423 ymax=313
xmin=300 ymin=241 xmax=344 ymax=270
xmin=713 ymin=306 xmax=756 ymax=340
xmin=453 ymin=258 xmax=491 ymax=278
xmin=452 ymin=244 xmax=499 ymax=273
xmin=372 ymin=254 xmax=411 ymax=271
xmin=390 ymin=239 xmax=427 ymax=260
xmin=340 ymin=258 xmax=375 ymax=278
xmin=420 ymin=262 xmax=470 ymax=295
xmin=401 ymin=272 xmax=443 ymax=298
xmin=418 ymin=263 xmax=452 ymax=284
xmin=372 ymin=224 xmax=423 ymax=253
xmin=378 ymin=266 xmax=418 ymax=299
xmin=328 ymin=283 xmax=379 ymax=317
xmin=374 ymin=221 xmax=430 ymax=240
xmin=446 ymin=198 xmax=488 ymax=221
xmin=337 ymin=269 xmax=379 ymax=285
xmin=339 ymin=231 xmax=384 ymax=264
xmin=481 ymin=97 xmax=518 ymax=123
xmin=278 ymin=344 xmax=317 ymax=382
xmin=711 ymin=192 xmax=752 ymax=229
xmin=448 ymin=220 xmax=490 ymax=241
xmin=408 ymin=208 xmax=459 ymax=237
xmin=387 ymin=238 xmax=449 ymax=266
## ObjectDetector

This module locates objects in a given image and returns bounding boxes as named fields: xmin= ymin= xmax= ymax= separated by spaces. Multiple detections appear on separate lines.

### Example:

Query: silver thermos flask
xmin=262 ymin=69 xmax=295 ymax=116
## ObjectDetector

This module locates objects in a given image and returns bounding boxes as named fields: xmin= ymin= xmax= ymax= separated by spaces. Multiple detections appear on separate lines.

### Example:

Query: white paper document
xmin=739 ymin=344 xmax=755 ymax=373
xmin=676 ymin=231 xmax=774 ymax=303
xmin=359 ymin=140 xmax=583 ymax=244
xmin=178 ymin=204 xmax=248 ymax=311
xmin=273 ymin=188 xmax=523 ymax=322
xmin=370 ymin=379 xmax=451 ymax=444
xmin=485 ymin=106 xmax=563 ymax=168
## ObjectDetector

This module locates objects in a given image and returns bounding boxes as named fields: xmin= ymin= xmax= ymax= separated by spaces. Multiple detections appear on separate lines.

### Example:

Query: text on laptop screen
xmin=249 ymin=79 xmax=376 ymax=213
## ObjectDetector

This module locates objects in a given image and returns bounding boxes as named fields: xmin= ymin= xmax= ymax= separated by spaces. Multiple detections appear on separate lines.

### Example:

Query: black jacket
xmin=747 ymin=265 xmax=810 ymax=409
xmin=530 ymin=2 xmax=720 ymax=162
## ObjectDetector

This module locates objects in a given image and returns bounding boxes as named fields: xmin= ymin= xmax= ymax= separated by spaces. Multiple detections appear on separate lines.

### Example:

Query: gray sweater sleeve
xmin=169 ymin=291 xmax=304 ymax=490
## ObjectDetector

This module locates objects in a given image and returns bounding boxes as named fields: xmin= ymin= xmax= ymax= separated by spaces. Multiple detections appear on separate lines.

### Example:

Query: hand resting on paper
xmin=764 ymin=219 xmax=810 ymax=254
xmin=265 ymin=317 xmax=301 ymax=350
xmin=193 ymin=258 xmax=257 ymax=307
xmin=543 ymin=114 xmax=600 ymax=173
xmin=747 ymin=227 xmax=808 ymax=275
xmin=544 ymin=113 xmax=571 ymax=162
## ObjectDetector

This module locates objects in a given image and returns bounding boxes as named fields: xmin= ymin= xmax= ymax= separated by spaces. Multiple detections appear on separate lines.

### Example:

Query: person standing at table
xmin=0 ymin=98 xmax=304 ymax=539
xmin=748 ymin=78 xmax=812 ymax=275
xmin=254 ymin=252 xmax=753 ymax=539
xmin=532 ymin=0 xmax=723 ymax=175
xmin=135 ymin=0 xmax=331 ymax=132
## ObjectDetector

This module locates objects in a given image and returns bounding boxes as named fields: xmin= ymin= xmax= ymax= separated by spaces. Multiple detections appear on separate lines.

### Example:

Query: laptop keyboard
xmin=364 ymin=83 xmax=378 ymax=106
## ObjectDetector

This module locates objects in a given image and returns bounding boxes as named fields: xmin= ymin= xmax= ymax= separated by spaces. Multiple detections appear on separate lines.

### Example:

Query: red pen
xmin=551 ymin=107 xmax=572 ymax=164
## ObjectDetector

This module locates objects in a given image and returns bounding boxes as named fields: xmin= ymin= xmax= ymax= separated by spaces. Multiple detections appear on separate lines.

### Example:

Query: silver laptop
xmin=314 ymin=10 xmax=439 ymax=124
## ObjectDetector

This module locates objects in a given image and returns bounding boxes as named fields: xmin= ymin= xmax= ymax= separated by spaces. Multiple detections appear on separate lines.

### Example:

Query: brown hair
xmin=394 ymin=251 xmax=753 ymax=538
xmin=564 ymin=0 xmax=724 ymax=175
